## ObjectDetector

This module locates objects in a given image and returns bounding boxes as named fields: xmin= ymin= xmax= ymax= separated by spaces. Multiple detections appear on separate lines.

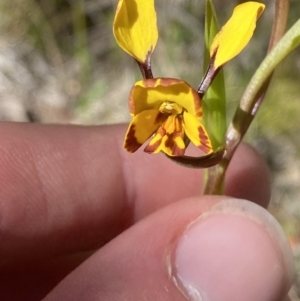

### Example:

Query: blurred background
xmin=0 ymin=0 xmax=299 ymax=298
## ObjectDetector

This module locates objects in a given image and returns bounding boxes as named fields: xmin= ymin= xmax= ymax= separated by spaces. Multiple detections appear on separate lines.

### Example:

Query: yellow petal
xmin=144 ymin=127 xmax=164 ymax=154
xmin=113 ymin=0 xmax=158 ymax=63
xmin=183 ymin=112 xmax=213 ymax=154
xmin=210 ymin=2 xmax=265 ymax=68
xmin=145 ymin=115 xmax=185 ymax=156
xmin=129 ymin=78 xmax=203 ymax=117
xmin=124 ymin=109 xmax=166 ymax=153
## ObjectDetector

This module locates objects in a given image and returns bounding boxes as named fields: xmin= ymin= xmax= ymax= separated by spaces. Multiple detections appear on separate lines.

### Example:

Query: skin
xmin=0 ymin=122 xmax=291 ymax=301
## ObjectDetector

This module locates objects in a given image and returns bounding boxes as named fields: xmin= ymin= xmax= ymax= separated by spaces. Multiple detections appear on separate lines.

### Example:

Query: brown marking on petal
xmin=128 ymin=86 xmax=136 ymax=114
xmin=191 ymin=88 xmax=203 ymax=117
xmin=154 ymin=112 xmax=168 ymax=125
xmin=128 ymin=93 xmax=135 ymax=115
xmin=172 ymin=140 xmax=185 ymax=156
xmin=124 ymin=124 xmax=142 ymax=153
xmin=172 ymin=146 xmax=185 ymax=156
xmin=144 ymin=138 xmax=161 ymax=154
xmin=156 ymin=126 xmax=166 ymax=136
xmin=159 ymin=78 xmax=182 ymax=87
xmin=164 ymin=132 xmax=185 ymax=156
xmin=198 ymin=144 xmax=212 ymax=154
xmin=164 ymin=134 xmax=174 ymax=149
xmin=142 ymin=78 xmax=157 ymax=88
xmin=165 ymin=117 xmax=186 ymax=156
xmin=144 ymin=126 xmax=165 ymax=154
xmin=198 ymin=127 xmax=212 ymax=154
xmin=199 ymin=127 xmax=209 ymax=144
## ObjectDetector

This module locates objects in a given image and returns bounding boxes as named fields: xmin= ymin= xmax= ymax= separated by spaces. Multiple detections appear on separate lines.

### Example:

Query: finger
xmin=225 ymin=143 xmax=271 ymax=208
xmin=42 ymin=197 xmax=294 ymax=301
xmin=0 ymin=252 xmax=90 ymax=301
xmin=0 ymin=123 xmax=270 ymax=261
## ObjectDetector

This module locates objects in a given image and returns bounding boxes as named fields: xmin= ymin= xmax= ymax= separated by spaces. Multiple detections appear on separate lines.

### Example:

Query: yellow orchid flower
xmin=124 ymin=78 xmax=212 ymax=157
xmin=113 ymin=0 xmax=158 ymax=64
xmin=113 ymin=1 xmax=265 ymax=160
xmin=210 ymin=2 xmax=265 ymax=69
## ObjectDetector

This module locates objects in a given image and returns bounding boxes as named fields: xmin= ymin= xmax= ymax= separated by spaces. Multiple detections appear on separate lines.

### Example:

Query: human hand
xmin=0 ymin=122 xmax=293 ymax=301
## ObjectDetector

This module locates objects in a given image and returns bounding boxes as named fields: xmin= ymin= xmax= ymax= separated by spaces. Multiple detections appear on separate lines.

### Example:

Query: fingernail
xmin=170 ymin=199 xmax=294 ymax=301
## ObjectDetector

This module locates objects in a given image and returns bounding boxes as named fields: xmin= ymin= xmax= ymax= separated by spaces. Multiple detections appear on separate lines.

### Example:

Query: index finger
xmin=0 ymin=122 xmax=270 ymax=262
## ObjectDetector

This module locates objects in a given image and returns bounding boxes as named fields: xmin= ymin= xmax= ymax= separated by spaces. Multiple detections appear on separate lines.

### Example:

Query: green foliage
xmin=202 ymin=0 xmax=226 ymax=150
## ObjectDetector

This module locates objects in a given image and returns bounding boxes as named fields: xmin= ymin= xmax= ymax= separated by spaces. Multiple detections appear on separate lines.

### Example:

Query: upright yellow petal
xmin=210 ymin=2 xmax=265 ymax=69
xmin=113 ymin=0 xmax=158 ymax=63
xmin=129 ymin=78 xmax=202 ymax=117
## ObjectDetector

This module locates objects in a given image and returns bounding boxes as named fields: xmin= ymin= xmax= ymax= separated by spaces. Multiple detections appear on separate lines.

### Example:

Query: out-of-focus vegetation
xmin=0 ymin=0 xmax=299 ymax=298
xmin=0 ymin=0 xmax=299 ymax=127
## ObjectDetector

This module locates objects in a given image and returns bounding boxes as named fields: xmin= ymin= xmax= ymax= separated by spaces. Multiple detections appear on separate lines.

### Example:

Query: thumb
xmin=43 ymin=197 xmax=294 ymax=301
